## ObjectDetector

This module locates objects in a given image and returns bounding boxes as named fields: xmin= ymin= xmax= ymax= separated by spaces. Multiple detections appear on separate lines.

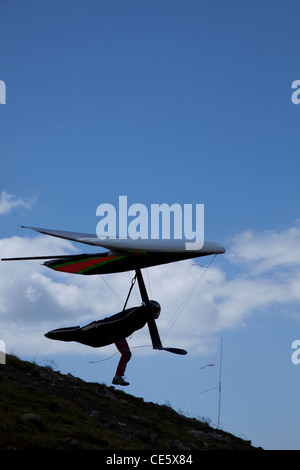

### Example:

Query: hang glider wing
xmin=19 ymin=226 xmax=226 ymax=253
xmin=2 ymin=225 xmax=225 ymax=275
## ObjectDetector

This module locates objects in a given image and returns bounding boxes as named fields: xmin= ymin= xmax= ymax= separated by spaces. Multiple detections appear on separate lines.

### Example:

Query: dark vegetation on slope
xmin=0 ymin=355 xmax=260 ymax=450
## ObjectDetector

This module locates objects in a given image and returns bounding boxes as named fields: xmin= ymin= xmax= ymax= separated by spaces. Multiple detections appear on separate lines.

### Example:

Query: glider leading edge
xmin=2 ymin=226 xmax=225 ymax=386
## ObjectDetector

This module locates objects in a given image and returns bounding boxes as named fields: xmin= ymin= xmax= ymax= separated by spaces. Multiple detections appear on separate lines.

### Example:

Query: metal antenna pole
xmin=217 ymin=338 xmax=223 ymax=429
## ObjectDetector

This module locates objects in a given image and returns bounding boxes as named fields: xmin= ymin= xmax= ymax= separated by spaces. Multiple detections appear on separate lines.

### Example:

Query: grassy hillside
xmin=0 ymin=354 xmax=259 ymax=451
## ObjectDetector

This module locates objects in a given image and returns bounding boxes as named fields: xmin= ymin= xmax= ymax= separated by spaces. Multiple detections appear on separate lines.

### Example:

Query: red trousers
xmin=115 ymin=338 xmax=132 ymax=376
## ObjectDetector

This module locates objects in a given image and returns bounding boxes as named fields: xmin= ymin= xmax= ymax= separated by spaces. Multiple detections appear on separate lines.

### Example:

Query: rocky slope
xmin=0 ymin=355 xmax=260 ymax=451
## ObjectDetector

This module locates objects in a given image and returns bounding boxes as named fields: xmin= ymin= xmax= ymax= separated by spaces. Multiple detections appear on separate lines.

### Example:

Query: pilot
xmin=112 ymin=300 xmax=161 ymax=386
xmin=45 ymin=300 xmax=161 ymax=387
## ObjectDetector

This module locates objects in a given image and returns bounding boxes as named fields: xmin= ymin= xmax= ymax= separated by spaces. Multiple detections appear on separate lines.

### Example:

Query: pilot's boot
xmin=112 ymin=375 xmax=130 ymax=386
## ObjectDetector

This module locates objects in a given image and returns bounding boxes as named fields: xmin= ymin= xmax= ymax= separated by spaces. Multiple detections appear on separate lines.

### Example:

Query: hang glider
xmin=1 ymin=225 xmax=225 ymax=357
xmin=2 ymin=226 xmax=225 ymax=275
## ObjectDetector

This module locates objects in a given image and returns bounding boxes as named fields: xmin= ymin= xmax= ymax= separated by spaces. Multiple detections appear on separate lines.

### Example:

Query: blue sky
xmin=1 ymin=0 xmax=300 ymax=450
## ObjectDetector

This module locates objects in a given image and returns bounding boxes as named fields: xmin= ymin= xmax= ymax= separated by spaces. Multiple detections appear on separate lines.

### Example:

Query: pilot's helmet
xmin=149 ymin=300 xmax=161 ymax=319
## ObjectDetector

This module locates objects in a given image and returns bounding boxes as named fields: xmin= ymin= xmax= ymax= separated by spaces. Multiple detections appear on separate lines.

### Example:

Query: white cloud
xmin=0 ymin=190 xmax=36 ymax=215
xmin=1 ymin=223 xmax=300 ymax=359
xmin=227 ymin=222 xmax=300 ymax=274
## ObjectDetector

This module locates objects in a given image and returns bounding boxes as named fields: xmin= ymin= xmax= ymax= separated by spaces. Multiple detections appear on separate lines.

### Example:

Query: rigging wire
xmin=127 ymin=270 xmax=140 ymax=304
xmin=145 ymin=268 xmax=152 ymax=299
xmin=161 ymin=254 xmax=217 ymax=341
xmin=122 ymin=274 xmax=136 ymax=310
xmin=100 ymin=275 xmax=123 ymax=306
xmin=96 ymin=254 xmax=218 ymax=359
